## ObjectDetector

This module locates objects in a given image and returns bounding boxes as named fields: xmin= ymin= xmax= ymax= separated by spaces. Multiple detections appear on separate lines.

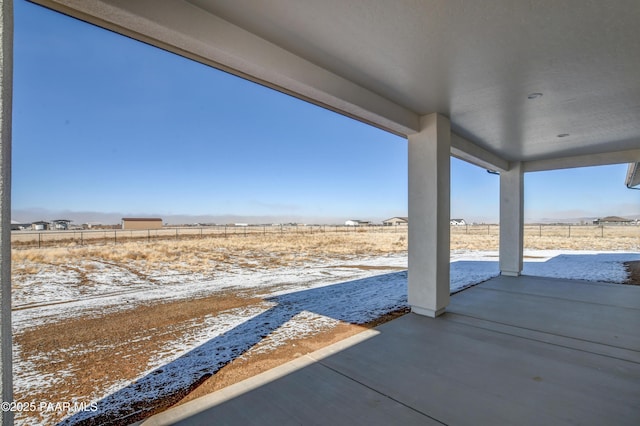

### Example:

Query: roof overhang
xmin=626 ymin=162 xmax=640 ymax=188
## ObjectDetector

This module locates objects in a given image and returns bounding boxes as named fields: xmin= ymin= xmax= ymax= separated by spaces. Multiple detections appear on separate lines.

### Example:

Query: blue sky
xmin=11 ymin=1 xmax=639 ymax=224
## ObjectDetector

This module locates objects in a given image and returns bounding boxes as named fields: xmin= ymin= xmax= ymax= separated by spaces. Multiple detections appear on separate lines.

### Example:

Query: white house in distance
xmin=383 ymin=217 xmax=408 ymax=226
xmin=345 ymin=219 xmax=371 ymax=226
xmin=31 ymin=221 xmax=49 ymax=231
xmin=52 ymin=219 xmax=71 ymax=230
xmin=450 ymin=219 xmax=466 ymax=226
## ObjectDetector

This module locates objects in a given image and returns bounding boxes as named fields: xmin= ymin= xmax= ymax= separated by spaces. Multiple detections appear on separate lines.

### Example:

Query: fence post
xmin=114 ymin=230 xmax=117 ymax=245
xmin=539 ymin=225 xmax=542 ymax=237
xmin=568 ymin=225 xmax=571 ymax=238
xmin=38 ymin=233 xmax=41 ymax=249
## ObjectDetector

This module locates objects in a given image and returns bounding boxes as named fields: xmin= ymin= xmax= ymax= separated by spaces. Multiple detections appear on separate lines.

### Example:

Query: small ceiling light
xmin=527 ymin=92 xmax=543 ymax=99
xmin=557 ymin=133 xmax=570 ymax=138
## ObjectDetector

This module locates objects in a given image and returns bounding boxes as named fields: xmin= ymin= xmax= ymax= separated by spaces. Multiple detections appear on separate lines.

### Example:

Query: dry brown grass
xmin=451 ymin=233 xmax=640 ymax=252
xmin=12 ymin=226 xmax=639 ymax=276
xmin=12 ymin=232 xmax=410 ymax=276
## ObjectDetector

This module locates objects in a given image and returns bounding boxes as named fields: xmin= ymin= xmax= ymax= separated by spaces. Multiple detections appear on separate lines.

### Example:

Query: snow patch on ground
xmin=521 ymin=250 xmax=638 ymax=283
xmin=450 ymin=250 xmax=639 ymax=290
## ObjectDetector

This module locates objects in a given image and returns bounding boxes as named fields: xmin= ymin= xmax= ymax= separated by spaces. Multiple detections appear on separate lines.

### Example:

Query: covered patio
xmin=1 ymin=1 xmax=640 ymax=425
xmin=141 ymin=275 xmax=640 ymax=425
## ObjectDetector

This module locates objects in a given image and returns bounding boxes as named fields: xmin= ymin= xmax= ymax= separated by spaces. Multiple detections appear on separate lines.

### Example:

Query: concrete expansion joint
xmin=316 ymin=360 xmax=447 ymax=425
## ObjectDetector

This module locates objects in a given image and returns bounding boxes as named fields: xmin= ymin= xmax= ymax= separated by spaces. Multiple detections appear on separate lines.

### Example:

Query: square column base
xmin=501 ymin=270 xmax=521 ymax=277
xmin=411 ymin=305 xmax=446 ymax=318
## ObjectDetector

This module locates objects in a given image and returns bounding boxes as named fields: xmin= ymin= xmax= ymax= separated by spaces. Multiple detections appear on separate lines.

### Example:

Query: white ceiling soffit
xmin=29 ymin=0 xmax=640 ymax=171
xmin=523 ymin=148 xmax=640 ymax=172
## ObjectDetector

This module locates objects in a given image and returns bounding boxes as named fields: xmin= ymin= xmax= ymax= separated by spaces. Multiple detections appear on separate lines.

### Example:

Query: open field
xmin=11 ymin=223 xmax=640 ymax=249
xmin=10 ymin=229 xmax=640 ymax=425
xmin=454 ymin=224 xmax=640 ymax=251
xmin=11 ymin=225 xmax=405 ymax=249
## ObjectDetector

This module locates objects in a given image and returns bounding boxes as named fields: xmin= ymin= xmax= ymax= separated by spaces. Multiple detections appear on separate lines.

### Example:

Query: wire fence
xmin=11 ymin=224 xmax=409 ymax=249
xmin=11 ymin=223 xmax=639 ymax=250
xmin=449 ymin=223 xmax=640 ymax=239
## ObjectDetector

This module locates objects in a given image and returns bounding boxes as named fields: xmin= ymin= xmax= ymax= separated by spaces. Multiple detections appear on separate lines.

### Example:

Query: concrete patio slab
xmin=140 ymin=276 xmax=640 ymax=426
xmin=449 ymin=276 xmax=640 ymax=351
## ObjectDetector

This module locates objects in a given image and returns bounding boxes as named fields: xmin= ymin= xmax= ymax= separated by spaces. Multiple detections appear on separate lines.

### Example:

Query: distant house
xmin=383 ymin=217 xmax=408 ymax=226
xmin=121 ymin=217 xmax=163 ymax=230
xmin=450 ymin=219 xmax=466 ymax=226
xmin=31 ymin=221 xmax=50 ymax=231
xmin=11 ymin=220 xmax=30 ymax=231
xmin=52 ymin=219 xmax=71 ymax=230
xmin=593 ymin=216 xmax=633 ymax=225
xmin=345 ymin=219 xmax=371 ymax=226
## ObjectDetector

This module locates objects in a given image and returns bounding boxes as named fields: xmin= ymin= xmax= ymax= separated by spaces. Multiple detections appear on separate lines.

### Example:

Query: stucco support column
xmin=408 ymin=113 xmax=450 ymax=318
xmin=499 ymin=162 xmax=524 ymax=276
xmin=0 ymin=2 xmax=13 ymax=424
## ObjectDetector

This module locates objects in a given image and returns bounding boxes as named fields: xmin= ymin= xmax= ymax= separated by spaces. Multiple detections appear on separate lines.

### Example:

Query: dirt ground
xmin=14 ymin=292 xmax=261 ymax=425
xmin=14 ymin=290 xmax=408 ymax=425
xmin=625 ymin=260 xmax=640 ymax=285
